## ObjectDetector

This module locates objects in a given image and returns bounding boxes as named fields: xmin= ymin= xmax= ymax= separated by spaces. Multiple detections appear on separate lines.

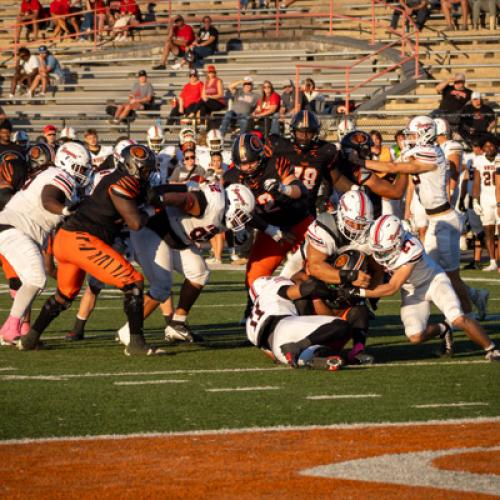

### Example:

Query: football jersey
xmin=0 ymin=157 xmax=30 ymax=208
xmin=471 ymin=153 xmax=498 ymax=201
xmin=166 ymin=182 xmax=226 ymax=245
xmin=0 ymin=166 xmax=77 ymax=245
xmin=266 ymin=135 xmax=338 ymax=214
xmin=407 ymin=144 xmax=448 ymax=211
xmin=385 ymin=232 xmax=442 ymax=292
xmin=89 ymin=145 xmax=114 ymax=169
xmin=246 ymin=275 xmax=297 ymax=347
xmin=440 ymin=140 xmax=463 ymax=205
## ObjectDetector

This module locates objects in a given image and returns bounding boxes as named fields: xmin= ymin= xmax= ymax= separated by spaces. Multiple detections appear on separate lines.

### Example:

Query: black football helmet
xmin=231 ymin=133 xmax=265 ymax=178
xmin=340 ymin=130 xmax=373 ymax=161
xmin=119 ymin=144 xmax=156 ymax=183
xmin=26 ymin=143 xmax=55 ymax=172
xmin=290 ymin=110 xmax=321 ymax=150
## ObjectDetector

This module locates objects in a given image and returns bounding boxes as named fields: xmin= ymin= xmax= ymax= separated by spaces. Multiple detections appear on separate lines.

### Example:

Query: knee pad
xmin=346 ymin=305 xmax=370 ymax=331
xmin=187 ymin=267 xmax=210 ymax=287
xmin=88 ymin=276 xmax=105 ymax=296
xmin=123 ymin=283 xmax=144 ymax=316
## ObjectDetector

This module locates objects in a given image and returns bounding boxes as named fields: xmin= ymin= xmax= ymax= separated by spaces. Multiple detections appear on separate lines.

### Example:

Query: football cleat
xmin=125 ymin=335 xmax=164 ymax=356
xmin=347 ymin=342 xmax=374 ymax=365
xmin=438 ymin=321 xmax=454 ymax=357
xmin=65 ymin=331 xmax=84 ymax=341
xmin=0 ymin=316 xmax=21 ymax=345
xmin=482 ymin=262 xmax=497 ymax=272
xmin=164 ymin=322 xmax=203 ymax=344
xmin=17 ymin=330 xmax=44 ymax=350
xmin=305 ymin=355 xmax=345 ymax=372
xmin=485 ymin=348 xmax=500 ymax=362
xmin=280 ymin=342 xmax=304 ymax=368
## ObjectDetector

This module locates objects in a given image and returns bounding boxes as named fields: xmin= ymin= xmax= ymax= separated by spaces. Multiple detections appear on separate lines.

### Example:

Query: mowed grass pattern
xmin=0 ymin=269 xmax=499 ymax=440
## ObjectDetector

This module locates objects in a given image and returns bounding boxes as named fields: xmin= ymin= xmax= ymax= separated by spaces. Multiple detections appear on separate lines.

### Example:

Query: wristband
xmin=339 ymin=269 xmax=359 ymax=285
xmin=359 ymin=288 xmax=366 ymax=298
xmin=61 ymin=206 xmax=73 ymax=216
xmin=279 ymin=184 xmax=294 ymax=196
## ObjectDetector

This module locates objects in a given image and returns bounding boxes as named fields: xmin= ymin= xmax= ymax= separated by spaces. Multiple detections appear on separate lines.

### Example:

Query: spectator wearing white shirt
xmin=9 ymin=47 xmax=39 ymax=98
xmin=27 ymin=46 xmax=64 ymax=98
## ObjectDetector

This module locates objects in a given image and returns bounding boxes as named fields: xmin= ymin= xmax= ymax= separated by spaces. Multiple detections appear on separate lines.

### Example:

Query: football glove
xmin=472 ymin=199 xmax=483 ymax=216
xmin=298 ymin=277 xmax=332 ymax=300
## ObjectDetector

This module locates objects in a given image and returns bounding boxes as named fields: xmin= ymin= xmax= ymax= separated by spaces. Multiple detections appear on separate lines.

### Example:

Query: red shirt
xmin=180 ymin=81 xmax=203 ymax=108
xmin=257 ymin=92 xmax=281 ymax=114
xmin=120 ymin=0 xmax=139 ymax=15
xmin=50 ymin=0 xmax=70 ymax=15
xmin=20 ymin=0 xmax=42 ymax=14
xmin=173 ymin=24 xmax=195 ymax=49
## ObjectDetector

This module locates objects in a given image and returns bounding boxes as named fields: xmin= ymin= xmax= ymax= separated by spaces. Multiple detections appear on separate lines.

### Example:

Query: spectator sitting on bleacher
xmin=153 ymin=15 xmax=195 ymax=71
xmin=434 ymin=72 xmax=472 ymax=128
xmin=15 ymin=0 xmax=43 ymax=43
xmin=169 ymin=148 xmax=205 ymax=183
xmin=81 ymin=0 xmax=107 ymax=40
xmin=280 ymin=79 xmax=304 ymax=119
xmin=190 ymin=16 xmax=219 ymax=67
xmin=441 ymin=0 xmax=470 ymax=30
xmin=459 ymin=91 xmax=497 ymax=145
xmin=50 ymin=0 xmax=80 ymax=41
xmin=251 ymin=80 xmax=281 ymax=137
xmin=42 ymin=124 xmax=58 ymax=147
xmin=199 ymin=65 xmax=226 ymax=119
xmin=9 ymin=47 xmax=39 ymax=98
xmin=168 ymin=68 xmax=203 ymax=125
xmin=220 ymin=76 xmax=258 ymax=140
xmin=112 ymin=69 xmax=154 ymax=124
xmin=301 ymin=78 xmax=325 ymax=114
xmin=389 ymin=0 xmax=429 ymax=32
xmin=27 ymin=46 xmax=64 ymax=98
xmin=472 ymin=0 xmax=497 ymax=29
xmin=112 ymin=0 xmax=141 ymax=42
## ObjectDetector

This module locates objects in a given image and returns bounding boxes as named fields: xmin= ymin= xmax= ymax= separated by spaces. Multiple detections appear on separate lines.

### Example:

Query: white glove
xmin=265 ymin=224 xmax=284 ymax=242
xmin=472 ymin=199 xmax=483 ymax=217
xmin=263 ymin=178 xmax=282 ymax=193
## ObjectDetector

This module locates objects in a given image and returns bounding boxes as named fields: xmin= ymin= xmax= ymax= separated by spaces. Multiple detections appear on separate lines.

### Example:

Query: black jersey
xmin=63 ymin=169 xmax=142 ymax=244
xmin=265 ymin=135 xmax=338 ymax=214
xmin=0 ymin=157 xmax=30 ymax=209
xmin=223 ymin=155 xmax=309 ymax=229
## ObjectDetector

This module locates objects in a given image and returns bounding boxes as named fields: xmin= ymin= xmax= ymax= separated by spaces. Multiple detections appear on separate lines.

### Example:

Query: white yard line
xmin=0 ymin=367 xmax=16 ymax=371
xmin=206 ymin=386 xmax=280 ymax=392
xmin=114 ymin=380 xmax=189 ymax=386
xmin=414 ymin=402 xmax=489 ymax=409
xmin=307 ymin=394 xmax=381 ymax=400
xmin=1 ymin=417 xmax=499 ymax=445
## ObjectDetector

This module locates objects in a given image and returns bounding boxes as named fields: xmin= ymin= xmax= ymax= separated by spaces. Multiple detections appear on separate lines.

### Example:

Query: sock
xmin=11 ymin=283 xmax=40 ymax=319
xmin=72 ymin=316 xmax=87 ymax=336
xmin=172 ymin=313 xmax=186 ymax=324
xmin=490 ymin=259 xmax=496 ymax=266
xmin=163 ymin=314 xmax=173 ymax=327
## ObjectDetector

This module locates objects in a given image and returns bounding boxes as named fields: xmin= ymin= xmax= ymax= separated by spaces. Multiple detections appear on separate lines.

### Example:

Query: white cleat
xmin=116 ymin=323 xmax=130 ymax=346
xmin=485 ymin=349 xmax=500 ymax=361
xmin=482 ymin=262 xmax=497 ymax=272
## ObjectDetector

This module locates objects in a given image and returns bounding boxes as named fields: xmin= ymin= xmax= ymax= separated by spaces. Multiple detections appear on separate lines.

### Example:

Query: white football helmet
xmin=369 ymin=214 xmax=404 ymax=267
xmin=207 ymin=129 xmax=223 ymax=152
xmin=179 ymin=127 xmax=196 ymax=146
xmin=337 ymin=118 xmax=356 ymax=142
xmin=225 ymin=183 xmax=255 ymax=232
xmin=147 ymin=125 xmax=164 ymax=153
xmin=434 ymin=117 xmax=450 ymax=138
xmin=404 ymin=115 xmax=436 ymax=147
xmin=114 ymin=138 xmax=137 ymax=164
xmin=60 ymin=126 xmax=77 ymax=141
xmin=336 ymin=189 xmax=374 ymax=243
xmin=55 ymin=141 xmax=92 ymax=186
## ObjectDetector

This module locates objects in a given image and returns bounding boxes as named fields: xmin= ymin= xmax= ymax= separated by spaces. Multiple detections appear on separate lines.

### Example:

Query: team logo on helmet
xmin=130 ymin=145 xmax=147 ymax=159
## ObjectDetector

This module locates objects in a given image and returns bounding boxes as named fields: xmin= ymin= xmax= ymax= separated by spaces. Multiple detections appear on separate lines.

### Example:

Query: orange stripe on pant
xmin=246 ymin=215 xmax=314 ymax=287
xmin=0 ymin=253 xmax=18 ymax=281
xmin=53 ymin=228 xmax=143 ymax=300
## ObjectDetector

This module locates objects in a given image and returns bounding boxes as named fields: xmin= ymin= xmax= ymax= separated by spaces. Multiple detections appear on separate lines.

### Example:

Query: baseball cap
xmin=189 ymin=68 xmax=198 ymax=77
xmin=471 ymin=91 xmax=481 ymax=100
xmin=138 ymin=69 xmax=147 ymax=77
xmin=206 ymin=65 xmax=216 ymax=73
xmin=38 ymin=45 xmax=48 ymax=53
xmin=43 ymin=124 xmax=57 ymax=134
xmin=243 ymin=76 xmax=253 ymax=84
xmin=282 ymin=79 xmax=294 ymax=88
xmin=454 ymin=72 xmax=466 ymax=82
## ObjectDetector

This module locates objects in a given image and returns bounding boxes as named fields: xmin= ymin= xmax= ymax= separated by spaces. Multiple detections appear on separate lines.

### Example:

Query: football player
xmin=156 ymin=127 xmax=197 ymax=183
xmin=84 ymin=129 xmax=114 ymax=170
xmin=343 ymin=215 xmax=500 ymax=361
xmin=197 ymin=129 xmax=231 ymax=172
xmin=471 ymin=135 xmax=499 ymax=271
xmin=18 ymin=144 xmax=159 ymax=356
xmin=0 ymin=142 xmax=91 ymax=345
xmin=0 ymin=150 xmax=31 ymax=209
xmin=247 ymin=275 xmax=352 ymax=370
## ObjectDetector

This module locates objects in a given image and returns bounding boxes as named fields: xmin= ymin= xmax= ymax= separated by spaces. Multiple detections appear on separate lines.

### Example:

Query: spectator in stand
xmin=112 ymin=0 xmax=141 ymax=41
xmin=220 ymin=76 xmax=258 ymax=140
xmin=472 ymin=0 xmax=497 ymax=30
xmin=81 ymin=0 xmax=107 ymax=40
xmin=9 ymin=47 xmax=39 ymax=98
xmin=112 ymin=70 xmax=154 ymax=124
xmin=301 ymin=78 xmax=325 ymax=114
xmin=390 ymin=0 xmax=429 ymax=32
xmin=199 ymin=65 xmax=226 ymax=120
xmin=459 ymin=92 xmax=497 ymax=144
xmin=251 ymin=80 xmax=281 ymax=137
xmin=50 ymin=0 xmax=80 ymax=41
xmin=434 ymin=72 xmax=472 ymax=128
xmin=15 ymin=0 xmax=43 ymax=43
xmin=27 ymin=46 xmax=64 ymax=98
xmin=191 ymin=16 xmax=219 ymax=66
xmin=370 ymin=130 xmax=392 ymax=161
xmin=169 ymin=148 xmax=205 ymax=183
xmin=153 ymin=15 xmax=195 ymax=70
xmin=43 ymin=124 xmax=58 ymax=147
xmin=279 ymin=79 xmax=305 ymax=119
xmin=168 ymin=68 xmax=204 ymax=125
xmin=441 ymin=0 xmax=470 ymax=30
xmin=390 ymin=129 xmax=406 ymax=160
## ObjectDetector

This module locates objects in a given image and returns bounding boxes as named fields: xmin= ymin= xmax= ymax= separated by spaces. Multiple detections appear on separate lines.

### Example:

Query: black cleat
xmin=65 ymin=331 xmax=84 ymax=341
xmin=17 ymin=330 xmax=44 ymax=350
xmin=124 ymin=335 xmax=164 ymax=356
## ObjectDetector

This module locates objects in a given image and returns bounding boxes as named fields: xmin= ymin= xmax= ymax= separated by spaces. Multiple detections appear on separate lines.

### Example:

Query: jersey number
xmin=402 ymin=239 xmax=415 ymax=253
xmin=249 ymin=300 xmax=265 ymax=329
xmin=483 ymin=171 xmax=495 ymax=186
xmin=189 ymin=224 xmax=218 ymax=242
xmin=294 ymin=166 xmax=318 ymax=190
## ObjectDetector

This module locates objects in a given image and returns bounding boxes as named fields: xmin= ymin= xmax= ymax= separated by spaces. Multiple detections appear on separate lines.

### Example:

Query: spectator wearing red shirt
xmin=111 ymin=0 xmax=142 ymax=41
xmin=153 ymin=15 xmax=195 ymax=70
xmin=15 ymin=0 xmax=43 ymax=43
xmin=81 ymin=0 xmax=107 ymax=40
xmin=50 ymin=0 xmax=79 ymax=41
xmin=199 ymin=65 xmax=226 ymax=118
xmin=251 ymin=80 xmax=281 ymax=137
xmin=168 ymin=68 xmax=203 ymax=124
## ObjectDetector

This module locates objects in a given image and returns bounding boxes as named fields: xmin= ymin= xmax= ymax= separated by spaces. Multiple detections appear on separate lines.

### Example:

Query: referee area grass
xmin=0 ymin=269 xmax=499 ymax=441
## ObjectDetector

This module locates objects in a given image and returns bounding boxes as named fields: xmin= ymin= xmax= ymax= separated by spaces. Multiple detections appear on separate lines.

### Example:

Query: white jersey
xmin=472 ymin=153 xmax=498 ymax=201
xmin=197 ymin=146 xmax=232 ymax=172
xmin=89 ymin=145 xmax=113 ymax=169
xmin=246 ymin=276 xmax=297 ymax=346
xmin=157 ymin=145 xmax=177 ymax=183
xmin=440 ymin=140 xmax=463 ymax=205
xmin=385 ymin=232 xmax=443 ymax=292
xmin=408 ymin=144 xmax=448 ymax=211
xmin=166 ymin=182 xmax=226 ymax=245
xmin=0 ymin=166 xmax=77 ymax=245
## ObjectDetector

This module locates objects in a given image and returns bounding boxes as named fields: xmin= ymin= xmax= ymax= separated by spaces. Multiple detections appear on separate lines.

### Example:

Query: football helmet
xmin=231 ymin=133 xmax=265 ymax=178
xmin=146 ymin=125 xmax=164 ymax=153
xmin=337 ymin=118 xmax=356 ymax=142
xmin=404 ymin=115 xmax=436 ymax=147
xmin=114 ymin=138 xmax=137 ymax=165
xmin=59 ymin=126 xmax=77 ymax=142
xmin=369 ymin=214 xmax=404 ymax=267
xmin=290 ymin=110 xmax=321 ymax=150
xmin=207 ymin=129 xmax=223 ymax=152
xmin=13 ymin=130 xmax=30 ymax=150
xmin=434 ymin=117 xmax=450 ymax=138
xmin=26 ymin=143 xmax=55 ymax=172
xmin=341 ymin=130 xmax=373 ymax=161
xmin=336 ymin=189 xmax=374 ymax=243
xmin=55 ymin=141 xmax=92 ymax=186
xmin=225 ymin=183 xmax=255 ymax=232
xmin=119 ymin=144 xmax=156 ymax=183
xmin=179 ymin=127 xmax=196 ymax=146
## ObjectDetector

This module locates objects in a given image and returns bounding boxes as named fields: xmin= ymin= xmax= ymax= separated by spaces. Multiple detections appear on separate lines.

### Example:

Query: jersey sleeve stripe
xmin=52 ymin=178 xmax=73 ymax=198
xmin=53 ymin=174 xmax=75 ymax=193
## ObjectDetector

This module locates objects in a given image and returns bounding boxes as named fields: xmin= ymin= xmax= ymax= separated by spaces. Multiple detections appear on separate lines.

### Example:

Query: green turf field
xmin=0 ymin=269 xmax=498 ymax=441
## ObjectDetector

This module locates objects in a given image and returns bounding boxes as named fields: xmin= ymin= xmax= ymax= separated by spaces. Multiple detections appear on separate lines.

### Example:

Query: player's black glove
xmin=336 ymin=287 xmax=361 ymax=303
xmin=299 ymin=277 xmax=332 ymax=300
xmin=144 ymin=185 xmax=164 ymax=208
